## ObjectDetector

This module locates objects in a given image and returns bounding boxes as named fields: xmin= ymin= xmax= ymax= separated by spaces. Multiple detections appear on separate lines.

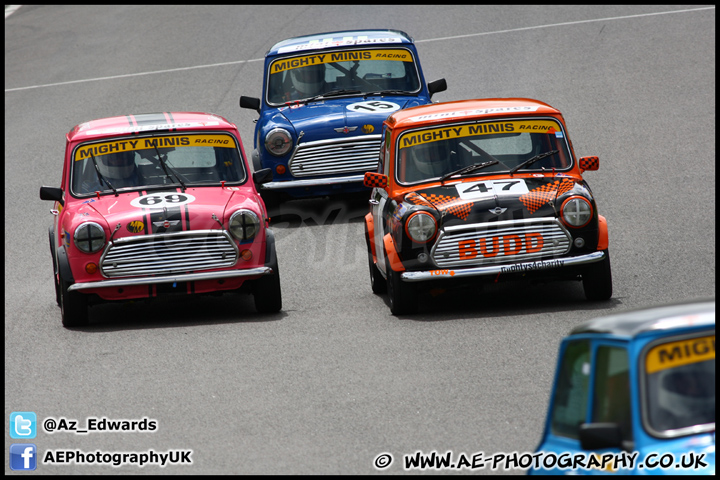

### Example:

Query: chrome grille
xmin=431 ymin=218 xmax=572 ymax=268
xmin=100 ymin=230 xmax=239 ymax=278
xmin=288 ymin=134 xmax=382 ymax=177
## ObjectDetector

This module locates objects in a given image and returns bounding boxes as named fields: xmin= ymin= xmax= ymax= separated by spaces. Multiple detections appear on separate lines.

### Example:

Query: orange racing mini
xmin=363 ymin=98 xmax=612 ymax=314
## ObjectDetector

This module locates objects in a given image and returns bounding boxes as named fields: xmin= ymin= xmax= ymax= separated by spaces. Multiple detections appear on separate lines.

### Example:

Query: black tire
xmin=583 ymin=248 xmax=613 ymax=301
xmin=365 ymin=226 xmax=386 ymax=294
xmin=386 ymin=257 xmax=417 ymax=315
xmin=49 ymin=229 xmax=60 ymax=306
xmin=60 ymin=278 xmax=89 ymax=327
xmin=254 ymin=256 xmax=282 ymax=313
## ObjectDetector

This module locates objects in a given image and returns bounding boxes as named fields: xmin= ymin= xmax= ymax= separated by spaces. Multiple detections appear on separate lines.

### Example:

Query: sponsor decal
xmin=645 ymin=335 xmax=715 ymax=374
xmin=130 ymin=192 xmax=196 ymax=209
xmin=519 ymin=178 xmax=575 ymax=214
xmin=126 ymin=220 xmax=145 ymax=233
xmin=458 ymin=233 xmax=544 ymax=259
xmin=456 ymin=179 xmax=529 ymax=201
xmin=75 ymin=134 xmax=236 ymax=161
xmin=362 ymin=124 xmax=375 ymax=134
xmin=399 ymin=120 xmax=563 ymax=149
xmin=347 ymin=100 xmax=401 ymax=114
xmin=406 ymin=106 xmax=540 ymax=122
xmin=277 ymin=36 xmax=404 ymax=54
xmin=270 ymin=48 xmax=413 ymax=74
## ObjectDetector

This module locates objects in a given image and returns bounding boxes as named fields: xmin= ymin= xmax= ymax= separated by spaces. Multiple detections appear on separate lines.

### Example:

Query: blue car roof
xmin=267 ymin=29 xmax=414 ymax=56
xmin=569 ymin=299 xmax=715 ymax=338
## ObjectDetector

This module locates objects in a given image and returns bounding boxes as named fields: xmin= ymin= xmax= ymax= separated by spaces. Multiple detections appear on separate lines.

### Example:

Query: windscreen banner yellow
xmin=645 ymin=335 xmax=715 ymax=374
xmin=399 ymin=120 xmax=562 ymax=149
xmin=270 ymin=49 xmax=414 ymax=74
xmin=75 ymin=135 xmax=236 ymax=161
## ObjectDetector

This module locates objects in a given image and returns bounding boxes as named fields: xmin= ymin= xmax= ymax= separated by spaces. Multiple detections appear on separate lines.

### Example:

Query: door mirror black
xmin=579 ymin=423 xmax=623 ymax=450
xmin=253 ymin=168 xmax=273 ymax=185
xmin=40 ymin=186 xmax=64 ymax=206
xmin=428 ymin=78 xmax=447 ymax=99
xmin=240 ymin=96 xmax=261 ymax=114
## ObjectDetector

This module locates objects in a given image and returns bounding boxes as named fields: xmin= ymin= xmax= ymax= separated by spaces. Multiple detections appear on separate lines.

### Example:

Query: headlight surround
xmin=264 ymin=128 xmax=293 ymax=157
xmin=74 ymin=222 xmax=106 ymax=254
xmin=229 ymin=209 xmax=261 ymax=241
xmin=561 ymin=196 xmax=593 ymax=228
xmin=405 ymin=211 xmax=437 ymax=243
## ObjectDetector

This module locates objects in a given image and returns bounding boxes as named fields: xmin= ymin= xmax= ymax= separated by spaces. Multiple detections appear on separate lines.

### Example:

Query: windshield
xmin=395 ymin=118 xmax=572 ymax=184
xmin=71 ymin=133 xmax=247 ymax=196
xmin=644 ymin=334 xmax=715 ymax=435
xmin=266 ymin=47 xmax=421 ymax=105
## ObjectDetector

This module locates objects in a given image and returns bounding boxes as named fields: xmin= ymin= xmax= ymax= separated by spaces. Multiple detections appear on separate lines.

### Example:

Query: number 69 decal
xmin=346 ymin=100 xmax=400 ymax=114
xmin=130 ymin=192 xmax=196 ymax=208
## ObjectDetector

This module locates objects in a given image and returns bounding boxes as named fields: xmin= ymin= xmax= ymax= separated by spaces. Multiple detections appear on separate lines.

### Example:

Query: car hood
xmin=71 ymin=187 xmax=261 ymax=238
xmin=277 ymin=95 xmax=421 ymax=141
xmin=402 ymin=175 xmax=587 ymax=227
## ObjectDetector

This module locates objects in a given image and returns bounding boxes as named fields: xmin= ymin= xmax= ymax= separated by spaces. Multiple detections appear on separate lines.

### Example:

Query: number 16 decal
xmin=456 ymin=179 xmax=529 ymax=200
xmin=130 ymin=192 xmax=196 ymax=208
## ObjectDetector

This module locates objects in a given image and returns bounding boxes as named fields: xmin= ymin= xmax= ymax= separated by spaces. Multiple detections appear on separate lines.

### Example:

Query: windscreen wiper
xmin=440 ymin=160 xmax=498 ymax=184
xmin=300 ymin=89 xmax=362 ymax=104
xmin=153 ymin=146 xmax=186 ymax=191
xmin=509 ymin=150 xmax=559 ymax=175
xmin=89 ymin=153 xmax=117 ymax=196
xmin=364 ymin=90 xmax=413 ymax=97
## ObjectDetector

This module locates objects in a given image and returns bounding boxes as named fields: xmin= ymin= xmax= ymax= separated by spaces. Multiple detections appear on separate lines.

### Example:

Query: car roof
xmin=569 ymin=299 xmax=715 ymax=338
xmin=267 ymin=29 xmax=413 ymax=56
xmin=386 ymin=98 xmax=563 ymax=129
xmin=67 ymin=112 xmax=236 ymax=143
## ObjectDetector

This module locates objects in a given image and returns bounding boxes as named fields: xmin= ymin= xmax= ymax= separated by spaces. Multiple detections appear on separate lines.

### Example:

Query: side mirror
xmin=40 ymin=186 xmax=64 ymax=206
xmin=240 ymin=96 xmax=261 ymax=115
xmin=428 ymin=78 xmax=447 ymax=99
xmin=579 ymin=423 xmax=622 ymax=450
xmin=579 ymin=156 xmax=599 ymax=172
xmin=253 ymin=168 xmax=273 ymax=185
xmin=364 ymin=172 xmax=388 ymax=189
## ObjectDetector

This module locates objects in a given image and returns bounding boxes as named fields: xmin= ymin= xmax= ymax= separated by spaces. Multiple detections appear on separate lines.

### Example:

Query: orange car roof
xmin=387 ymin=98 xmax=562 ymax=129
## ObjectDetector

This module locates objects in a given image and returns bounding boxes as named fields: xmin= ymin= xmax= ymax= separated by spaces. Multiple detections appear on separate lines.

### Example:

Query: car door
xmin=533 ymin=338 xmax=633 ymax=474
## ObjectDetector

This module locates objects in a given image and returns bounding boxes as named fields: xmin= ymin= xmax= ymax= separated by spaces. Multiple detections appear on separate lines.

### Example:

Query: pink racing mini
xmin=40 ymin=112 xmax=282 ymax=327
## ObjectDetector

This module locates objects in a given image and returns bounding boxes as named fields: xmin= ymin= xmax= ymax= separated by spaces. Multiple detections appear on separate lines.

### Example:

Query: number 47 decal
xmin=456 ymin=179 xmax=529 ymax=200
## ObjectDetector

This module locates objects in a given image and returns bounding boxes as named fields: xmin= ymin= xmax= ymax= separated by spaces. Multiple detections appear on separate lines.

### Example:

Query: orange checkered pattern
xmin=407 ymin=192 xmax=473 ymax=220
xmin=580 ymin=156 xmax=599 ymax=171
xmin=520 ymin=179 xmax=576 ymax=214
xmin=364 ymin=172 xmax=387 ymax=188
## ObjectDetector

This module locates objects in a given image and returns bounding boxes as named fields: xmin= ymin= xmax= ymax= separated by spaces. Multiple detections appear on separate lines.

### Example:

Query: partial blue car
xmin=240 ymin=29 xmax=446 ymax=205
xmin=530 ymin=299 xmax=715 ymax=475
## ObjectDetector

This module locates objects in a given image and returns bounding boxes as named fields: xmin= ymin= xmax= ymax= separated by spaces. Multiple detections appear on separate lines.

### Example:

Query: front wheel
xmin=365 ymin=226 xmax=386 ymax=294
xmin=253 ymin=257 xmax=282 ymax=314
xmin=60 ymin=278 xmax=89 ymax=327
xmin=386 ymin=258 xmax=417 ymax=315
xmin=583 ymin=249 xmax=613 ymax=301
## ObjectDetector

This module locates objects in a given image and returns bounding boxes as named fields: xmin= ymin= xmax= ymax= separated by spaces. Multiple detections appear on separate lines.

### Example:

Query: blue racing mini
xmin=530 ymin=299 xmax=715 ymax=475
xmin=240 ymin=29 xmax=447 ymax=205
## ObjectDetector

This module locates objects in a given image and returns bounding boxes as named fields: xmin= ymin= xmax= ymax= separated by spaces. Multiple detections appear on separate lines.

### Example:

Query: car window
xmin=550 ymin=340 xmax=591 ymax=439
xmin=266 ymin=47 xmax=421 ymax=105
xmin=592 ymin=346 xmax=632 ymax=441
xmin=644 ymin=334 xmax=715 ymax=434
xmin=395 ymin=119 xmax=572 ymax=184
xmin=71 ymin=133 xmax=247 ymax=196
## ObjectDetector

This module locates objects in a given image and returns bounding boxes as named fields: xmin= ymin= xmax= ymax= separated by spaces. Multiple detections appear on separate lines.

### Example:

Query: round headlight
xmin=229 ymin=210 xmax=261 ymax=241
xmin=405 ymin=211 xmax=437 ymax=243
xmin=74 ymin=222 xmax=106 ymax=254
xmin=264 ymin=128 xmax=293 ymax=157
xmin=561 ymin=196 xmax=593 ymax=228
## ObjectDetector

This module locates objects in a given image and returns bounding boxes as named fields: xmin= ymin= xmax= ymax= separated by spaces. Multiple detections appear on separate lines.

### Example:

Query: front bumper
xmin=259 ymin=174 xmax=366 ymax=190
xmin=400 ymin=251 xmax=605 ymax=282
xmin=68 ymin=267 xmax=273 ymax=292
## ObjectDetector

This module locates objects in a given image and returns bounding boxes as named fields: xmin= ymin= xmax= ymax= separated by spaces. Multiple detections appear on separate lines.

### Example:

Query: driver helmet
xmin=657 ymin=369 xmax=715 ymax=420
xmin=99 ymin=150 xmax=136 ymax=180
xmin=291 ymin=63 xmax=325 ymax=96
xmin=410 ymin=142 xmax=449 ymax=178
